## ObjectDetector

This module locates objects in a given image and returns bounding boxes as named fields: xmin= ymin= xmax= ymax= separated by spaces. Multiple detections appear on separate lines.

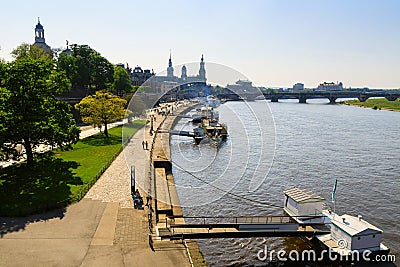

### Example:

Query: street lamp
xmin=149 ymin=114 xmax=154 ymax=135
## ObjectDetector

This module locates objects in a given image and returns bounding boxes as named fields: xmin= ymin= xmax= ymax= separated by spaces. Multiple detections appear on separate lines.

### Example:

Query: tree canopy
xmin=11 ymin=43 xmax=53 ymax=61
xmin=75 ymin=91 xmax=127 ymax=137
xmin=113 ymin=66 xmax=133 ymax=95
xmin=123 ymin=93 xmax=147 ymax=118
xmin=0 ymin=58 xmax=80 ymax=165
xmin=58 ymin=44 xmax=114 ymax=93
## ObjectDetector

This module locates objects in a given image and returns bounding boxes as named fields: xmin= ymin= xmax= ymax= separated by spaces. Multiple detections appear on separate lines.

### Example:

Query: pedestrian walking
xmin=145 ymin=141 xmax=149 ymax=150
xmin=142 ymin=140 xmax=145 ymax=150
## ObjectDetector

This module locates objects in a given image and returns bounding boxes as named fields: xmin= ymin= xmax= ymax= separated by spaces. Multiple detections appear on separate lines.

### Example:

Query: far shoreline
xmin=340 ymin=98 xmax=400 ymax=113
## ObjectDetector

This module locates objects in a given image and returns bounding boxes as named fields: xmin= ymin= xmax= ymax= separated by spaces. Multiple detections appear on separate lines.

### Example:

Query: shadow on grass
xmin=0 ymin=154 xmax=82 ymax=236
xmin=80 ymin=133 xmax=121 ymax=146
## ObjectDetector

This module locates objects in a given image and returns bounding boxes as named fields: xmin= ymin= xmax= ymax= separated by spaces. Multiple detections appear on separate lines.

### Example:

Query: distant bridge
xmin=159 ymin=81 xmax=208 ymax=102
xmin=58 ymin=89 xmax=400 ymax=105
xmin=218 ymin=90 xmax=400 ymax=103
xmin=265 ymin=91 xmax=400 ymax=103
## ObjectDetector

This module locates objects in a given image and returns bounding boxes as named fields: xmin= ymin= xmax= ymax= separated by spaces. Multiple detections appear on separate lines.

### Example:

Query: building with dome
xmin=152 ymin=53 xmax=208 ymax=94
xmin=33 ymin=18 xmax=51 ymax=52
xmin=131 ymin=66 xmax=154 ymax=86
xmin=158 ymin=53 xmax=207 ymax=83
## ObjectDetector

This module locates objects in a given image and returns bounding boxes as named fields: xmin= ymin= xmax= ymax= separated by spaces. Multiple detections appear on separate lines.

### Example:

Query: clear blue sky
xmin=1 ymin=0 xmax=399 ymax=88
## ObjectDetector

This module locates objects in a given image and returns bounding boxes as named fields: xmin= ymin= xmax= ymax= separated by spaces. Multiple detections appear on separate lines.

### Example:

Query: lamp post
xmin=150 ymin=114 xmax=154 ymax=135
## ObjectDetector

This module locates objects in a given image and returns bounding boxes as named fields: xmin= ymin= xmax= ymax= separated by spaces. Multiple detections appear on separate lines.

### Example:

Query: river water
xmin=170 ymin=99 xmax=400 ymax=266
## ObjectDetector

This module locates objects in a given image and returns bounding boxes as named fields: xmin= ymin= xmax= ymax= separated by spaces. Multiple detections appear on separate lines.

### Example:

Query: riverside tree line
xmin=0 ymin=43 xmax=141 ymax=165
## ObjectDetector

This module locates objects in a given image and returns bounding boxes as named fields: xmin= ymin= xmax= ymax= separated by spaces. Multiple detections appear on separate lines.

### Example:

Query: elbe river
xmin=170 ymin=99 xmax=399 ymax=266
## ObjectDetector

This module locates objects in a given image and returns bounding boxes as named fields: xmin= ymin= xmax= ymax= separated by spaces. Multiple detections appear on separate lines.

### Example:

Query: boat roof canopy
xmin=332 ymin=214 xmax=382 ymax=236
xmin=284 ymin=187 xmax=325 ymax=203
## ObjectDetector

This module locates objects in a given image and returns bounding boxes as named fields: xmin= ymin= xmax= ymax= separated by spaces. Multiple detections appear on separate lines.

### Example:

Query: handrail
xmin=168 ymin=215 xmax=325 ymax=219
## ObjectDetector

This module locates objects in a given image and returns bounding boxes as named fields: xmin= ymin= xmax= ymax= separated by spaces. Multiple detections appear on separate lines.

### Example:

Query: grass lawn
xmin=342 ymin=98 xmax=400 ymax=111
xmin=0 ymin=120 xmax=146 ymax=216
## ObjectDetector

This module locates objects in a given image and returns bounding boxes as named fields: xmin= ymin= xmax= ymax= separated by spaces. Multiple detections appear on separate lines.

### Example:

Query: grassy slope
xmin=342 ymin=98 xmax=400 ymax=111
xmin=0 ymin=120 xmax=145 ymax=216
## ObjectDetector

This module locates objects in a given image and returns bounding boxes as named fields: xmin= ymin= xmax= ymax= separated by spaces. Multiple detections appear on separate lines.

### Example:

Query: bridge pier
xmin=271 ymin=96 xmax=279 ymax=102
xmin=358 ymin=95 xmax=369 ymax=102
xmin=299 ymin=95 xmax=307 ymax=104
xmin=328 ymin=96 xmax=337 ymax=104
xmin=385 ymin=95 xmax=399 ymax=101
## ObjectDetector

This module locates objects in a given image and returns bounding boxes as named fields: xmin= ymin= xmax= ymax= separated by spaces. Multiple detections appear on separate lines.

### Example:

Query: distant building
xmin=226 ymin=80 xmax=255 ymax=93
xmin=116 ymin=53 xmax=207 ymax=95
xmin=293 ymin=83 xmax=304 ymax=92
xmin=33 ymin=18 xmax=51 ymax=52
xmin=61 ymin=40 xmax=71 ymax=56
xmin=160 ymin=53 xmax=206 ymax=83
xmin=115 ymin=63 xmax=155 ymax=87
xmin=131 ymin=66 xmax=154 ymax=86
xmin=153 ymin=53 xmax=207 ymax=93
xmin=317 ymin=81 xmax=343 ymax=91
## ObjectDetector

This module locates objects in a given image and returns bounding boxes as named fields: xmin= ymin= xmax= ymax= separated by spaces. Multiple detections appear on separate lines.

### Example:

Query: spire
xmin=167 ymin=51 xmax=174 ymax=77
xmin=33 ymin=17 xmax=50 ymax=52
xmin=168 ymin=50 xmax=172 ymax=67
xmin=181 ymin=65 xmax=187 ymax=80
xmin=198 ymin=54 xmax=206 ymax=81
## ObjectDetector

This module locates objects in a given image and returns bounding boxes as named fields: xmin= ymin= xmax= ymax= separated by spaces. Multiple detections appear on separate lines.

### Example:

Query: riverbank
xmin=150 ymin=102 xmax=206 ymax=267
xmin=341 ymin=98 xmax=400 ymax=112
xmin=0 ymin=101 xmax=203 ymax=266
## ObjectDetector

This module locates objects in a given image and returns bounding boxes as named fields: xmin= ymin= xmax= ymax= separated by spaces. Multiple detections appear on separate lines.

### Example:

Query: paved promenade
xmin=0 ymin=106 xmax=192 ymax=266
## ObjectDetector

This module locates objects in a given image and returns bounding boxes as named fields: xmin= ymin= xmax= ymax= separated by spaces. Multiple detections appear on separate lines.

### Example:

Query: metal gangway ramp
xmin=157 ymin=215 xmax=330 ymax=240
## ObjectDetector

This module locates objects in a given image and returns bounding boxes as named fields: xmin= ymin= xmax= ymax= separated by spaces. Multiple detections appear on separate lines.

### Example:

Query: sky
xmin=0 ymin=0 xmax=399 ymax=88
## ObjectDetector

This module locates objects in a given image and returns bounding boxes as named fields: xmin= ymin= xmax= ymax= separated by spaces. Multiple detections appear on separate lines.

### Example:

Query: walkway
xmin=0 ymin=111 xmax=191 ymax=266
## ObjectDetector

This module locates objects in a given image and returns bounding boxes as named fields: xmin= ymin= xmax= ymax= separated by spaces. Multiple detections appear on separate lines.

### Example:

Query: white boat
xmin=205 ymin=95 xmax=221 ymax=108
xmin=283 ymin=187 xmax=390 ymax=259
xmin=316 ymin=214 xmax=390 ymax=257
xmin=192 ymin=106 xmax=219 ymax=123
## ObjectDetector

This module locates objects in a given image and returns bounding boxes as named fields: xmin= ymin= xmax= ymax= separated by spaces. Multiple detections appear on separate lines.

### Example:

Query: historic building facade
xmin=317 ymin=82 xmax=344 ymax=91
xmin=152 ymin=53 xmax=208 ymax=93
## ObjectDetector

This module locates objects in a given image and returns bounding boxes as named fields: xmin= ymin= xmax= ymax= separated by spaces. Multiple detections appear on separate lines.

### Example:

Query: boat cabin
xmin=283 ymin=187 xmax=326 ymax=224
xmin=331 ymin=214 xmax=382 ymax=251
xmin=198 ymin=106 xmax=219 ymax=121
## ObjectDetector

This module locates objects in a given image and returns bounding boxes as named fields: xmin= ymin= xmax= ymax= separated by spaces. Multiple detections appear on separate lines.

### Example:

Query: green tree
xmin=263 ymin=88 xmax=278 ymax=94
xmin=113 ymin=66 xmax=132 ymax=95
xmin=11 ymin=43 xmax=53 ymax=61
xmin=70 ymin=44 xmax=94 ymax=91
xmin=75 ymin=91 xmax=127 ymax=137
xmin=212 ymin=85 xmax=224 ymax=94
xmin=57 ymin=52 xmax=78 ymax=84
xmin=91 ymin=53 xmax=114 ymax=91
xmin=0 ymin=58 xmax=80 ymax=165
xmin=69 ymin=44 xmax=114 ymax=92
xmin=123 ymin=93 xmax=146 ymax=118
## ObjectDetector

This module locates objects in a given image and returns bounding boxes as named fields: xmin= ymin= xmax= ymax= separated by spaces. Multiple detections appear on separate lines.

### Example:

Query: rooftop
xmin=332 ymin=214 xmax=382 ymax=236
xmin=283 ymin=187 xmax=325 ymax=203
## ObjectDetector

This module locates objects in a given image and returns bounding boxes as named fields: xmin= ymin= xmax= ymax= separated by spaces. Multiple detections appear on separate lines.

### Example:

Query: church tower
xmin=181 ymin=65 xmax=187 ymax=80
xmin=167 ymin=52 xmax=174 ymax=77
xmin=34 ymin=18 xmax=51 ymax=52
xmin=198 ymin=54 xmax=206 ymax=81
